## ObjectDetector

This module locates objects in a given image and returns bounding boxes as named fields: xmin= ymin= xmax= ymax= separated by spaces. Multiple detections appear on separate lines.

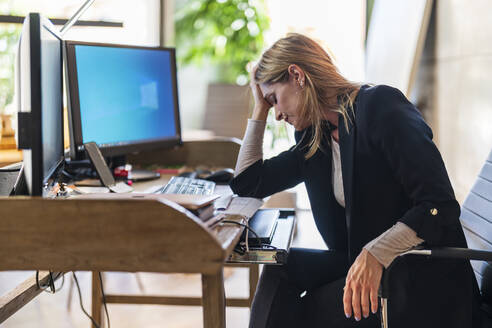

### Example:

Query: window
xmin=0 ymin=0 xmax=161 ymax=114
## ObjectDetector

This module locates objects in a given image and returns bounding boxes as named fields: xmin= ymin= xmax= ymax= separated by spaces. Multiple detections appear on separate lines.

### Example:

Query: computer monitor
xmin=64 ymin=41 xmax=182 ymax=160
xmin=16 ymin=13 xmax=64 ymax=196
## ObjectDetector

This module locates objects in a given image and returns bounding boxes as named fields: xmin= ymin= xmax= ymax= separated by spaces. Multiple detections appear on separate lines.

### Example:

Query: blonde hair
xmin=255 ymin=33 xmax=360 ymax=159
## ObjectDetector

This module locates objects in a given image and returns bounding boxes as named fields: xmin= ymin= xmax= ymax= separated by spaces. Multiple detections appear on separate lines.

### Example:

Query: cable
xmin=220 ymin=219 xmax=261 ymax=245
xmin=99 ymin=272 xmax=111 ymax=328
xmin=220 ymin=220 xmax=278 ymax=251
xmin=35 ymin=271 xmax=42 ymax=289
xmin=35 ymin=271 xmax=65 ymax=294
xmin=246 ymin=223 xmax=249 ymax=252
xmin=49 ymin=272 xmax=55 ymax=292
xmin=58 ymin=273 xmax=65 ymax=290
xmin=0 ymin=168 xmax=21 ymax=172
xmin=72 ymin=272 xmax=101 ymax=328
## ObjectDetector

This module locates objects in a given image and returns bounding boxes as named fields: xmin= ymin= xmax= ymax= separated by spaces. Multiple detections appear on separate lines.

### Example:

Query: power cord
xmin=220 ymin=219 xmax=257 ymax=237
xmin=60 ymin=161 xmax=98 ymax=182
xmin=35 ymin=271 xmax=64 ymax=293
xmin=72 ymin=272 xmax=100 ymax=328
xmin=72 ymin=272 xmax=111 ymax=328
xmin=220 ymin=220 xmax=278 ymax=252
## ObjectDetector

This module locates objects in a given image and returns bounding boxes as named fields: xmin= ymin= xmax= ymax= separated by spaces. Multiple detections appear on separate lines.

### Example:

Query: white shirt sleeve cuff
xmin=364 ymin=222 xmax=424 ymax=268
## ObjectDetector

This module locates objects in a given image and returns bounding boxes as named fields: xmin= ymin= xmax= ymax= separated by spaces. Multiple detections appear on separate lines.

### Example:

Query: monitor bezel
xmin=64 ymin=41 xmax=182 ymax=160
xmin=18 ymin=13 xmax=64 ymax=196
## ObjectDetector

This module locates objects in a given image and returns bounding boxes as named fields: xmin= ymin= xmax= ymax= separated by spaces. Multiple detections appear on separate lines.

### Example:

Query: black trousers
xmin=249 ymin=248 xmax=380 ymax=328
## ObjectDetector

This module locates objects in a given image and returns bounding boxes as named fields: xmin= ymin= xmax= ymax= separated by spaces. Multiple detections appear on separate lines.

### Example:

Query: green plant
xmin=175 ymin=0 xmax=269 ymax=85
xmin=0 ymin=23 xmax=21 ymax=113
xmin=265 ymin=112 xmax=290 ymax=149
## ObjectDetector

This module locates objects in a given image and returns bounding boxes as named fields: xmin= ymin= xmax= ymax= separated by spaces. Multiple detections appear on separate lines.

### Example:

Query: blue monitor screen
xmin=74 ymin=45 xmax=178 ymax=148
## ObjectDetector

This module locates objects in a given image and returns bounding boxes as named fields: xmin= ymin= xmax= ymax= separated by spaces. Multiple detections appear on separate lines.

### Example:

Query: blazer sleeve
xmin=229 ymin=146 xmax=304 ymax=199
xmin=367 ymin=85 xmax=461 ymax=246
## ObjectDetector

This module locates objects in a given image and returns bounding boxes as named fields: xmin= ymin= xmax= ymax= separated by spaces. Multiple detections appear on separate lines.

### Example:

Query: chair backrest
xmin=202 ymin=84 xmax=252 ymax=139
xmin=460 ymin=149 xmax=492 ymax=317
xmin=0 ymin=162 xmax=23 ymax=196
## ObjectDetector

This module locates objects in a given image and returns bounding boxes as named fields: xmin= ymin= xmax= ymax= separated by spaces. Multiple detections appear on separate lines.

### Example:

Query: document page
xmin=219 ymin=196 xmax=263 ymax=219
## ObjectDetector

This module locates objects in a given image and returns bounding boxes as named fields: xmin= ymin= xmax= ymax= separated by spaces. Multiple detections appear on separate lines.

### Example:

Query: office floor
xmin=0 ymin=209 xmax=326 ymax=328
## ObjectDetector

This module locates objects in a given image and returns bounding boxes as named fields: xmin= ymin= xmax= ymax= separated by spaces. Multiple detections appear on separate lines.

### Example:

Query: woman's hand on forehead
xmin=250 ymin=65 xmax=273 ymax=121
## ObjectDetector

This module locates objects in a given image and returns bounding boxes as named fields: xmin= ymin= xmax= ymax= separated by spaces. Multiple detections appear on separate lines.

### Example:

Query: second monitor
xmin=65 ymin=41 xmax=182 ymax=161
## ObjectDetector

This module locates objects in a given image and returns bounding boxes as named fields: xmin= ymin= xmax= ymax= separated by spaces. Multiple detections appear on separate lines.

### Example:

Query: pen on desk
xmin=215 ymin=194 xmax=234 ymax=211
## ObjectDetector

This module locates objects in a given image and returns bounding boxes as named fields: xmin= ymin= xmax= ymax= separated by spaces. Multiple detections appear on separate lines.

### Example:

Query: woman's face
xmin=259 ymin=77 xmax=308 ymax=131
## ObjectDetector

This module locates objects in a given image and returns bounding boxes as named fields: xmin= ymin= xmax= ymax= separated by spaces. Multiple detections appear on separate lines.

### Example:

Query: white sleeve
xmin=234 ymin=119 xmax=266 ymax=176
xmin=364 ymin=222 xmax=425 ymax=268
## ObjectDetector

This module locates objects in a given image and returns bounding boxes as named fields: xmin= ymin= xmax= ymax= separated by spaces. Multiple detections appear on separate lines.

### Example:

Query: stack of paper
xmin=216 ymin=196 xmax=263 ymax=219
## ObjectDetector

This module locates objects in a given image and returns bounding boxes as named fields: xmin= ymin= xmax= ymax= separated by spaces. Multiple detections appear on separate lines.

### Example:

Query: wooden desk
xmin=0 ymin=149 xmax=22 ymax=167
xmin=0 ymin=138 xmax=246 ymax=328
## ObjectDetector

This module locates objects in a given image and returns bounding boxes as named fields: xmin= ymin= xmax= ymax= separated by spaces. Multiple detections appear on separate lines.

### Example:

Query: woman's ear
xmin=287 ymin=64 xmax=305 ymax=88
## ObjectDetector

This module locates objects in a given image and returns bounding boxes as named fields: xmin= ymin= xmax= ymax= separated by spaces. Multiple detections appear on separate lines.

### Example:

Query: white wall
xmin=176 ymin=0 xmax=366 ymax=133
xmin=265 ymin=0 xmax=365 ymax=82
xmin=434 ymin=0 xmax=492 ymax=203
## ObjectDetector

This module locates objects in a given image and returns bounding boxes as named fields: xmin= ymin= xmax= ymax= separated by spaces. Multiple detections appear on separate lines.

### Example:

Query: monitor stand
xmin=129 ymin=169 xmax=161 ymax=182
xmin=85 ymin=142 xmax=133 ymax=193
xmin=110 ymin=155 xmax=161 ymax=182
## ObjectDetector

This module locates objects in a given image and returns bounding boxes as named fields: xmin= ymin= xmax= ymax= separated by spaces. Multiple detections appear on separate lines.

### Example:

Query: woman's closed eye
xmin=263 ymin=92 xmax=277 ymax=107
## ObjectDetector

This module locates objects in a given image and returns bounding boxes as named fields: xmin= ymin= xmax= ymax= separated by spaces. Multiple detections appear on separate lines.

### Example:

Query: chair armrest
xmin=400 ymin=247 xmax=492 ymax=261
xmin=429 ymin=247 xmax=492 ymax=261
xmin=380 ymin=247 xmax=492 ymax=298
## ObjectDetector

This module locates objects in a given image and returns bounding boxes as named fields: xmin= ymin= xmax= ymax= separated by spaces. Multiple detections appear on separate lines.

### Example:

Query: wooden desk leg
xmin=249 ymin=264 xmax=259 ymax=307
xmin=91 ymin=272 xmax=102 ymax=328
xmin=202 ymin=269 xmax=225 ymax=328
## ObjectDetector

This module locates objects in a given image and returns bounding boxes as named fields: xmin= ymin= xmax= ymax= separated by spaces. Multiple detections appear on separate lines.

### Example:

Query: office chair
xmin=0 ymin=162 xmax=24 ymax=196
xmin=202 ymin=84 xmax=252 ymax=139
xmin=378 ymin=148 xmax=492 ymax=328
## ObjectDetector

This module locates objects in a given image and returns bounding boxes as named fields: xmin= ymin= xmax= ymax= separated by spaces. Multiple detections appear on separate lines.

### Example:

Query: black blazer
xmin=230 ymin=85 xmax=481 ymax=327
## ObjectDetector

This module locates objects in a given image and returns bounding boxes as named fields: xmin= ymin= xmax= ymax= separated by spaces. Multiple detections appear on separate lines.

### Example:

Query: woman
xmin=229 ymin=33 xmax=481 ymax=328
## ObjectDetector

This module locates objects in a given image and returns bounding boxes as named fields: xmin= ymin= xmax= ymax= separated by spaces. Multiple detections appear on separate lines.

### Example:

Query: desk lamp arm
xmin=60 ymin=0 xmax=96 ymax=36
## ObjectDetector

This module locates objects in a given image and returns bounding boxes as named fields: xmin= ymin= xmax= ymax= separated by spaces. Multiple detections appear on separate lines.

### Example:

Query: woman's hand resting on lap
xmin=343 ymin=249 xmax=383 ymax=321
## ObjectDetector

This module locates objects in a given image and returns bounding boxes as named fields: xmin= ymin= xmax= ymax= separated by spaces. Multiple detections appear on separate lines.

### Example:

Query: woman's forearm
xmin=251 ymin=106 xmax=269 ymax=121
xmin=234 ymin=119 xmax=266 ymax=176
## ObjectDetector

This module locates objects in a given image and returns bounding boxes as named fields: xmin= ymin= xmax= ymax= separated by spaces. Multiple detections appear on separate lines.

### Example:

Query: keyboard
xmin=154 ymin=176 xmax=215 ymax=195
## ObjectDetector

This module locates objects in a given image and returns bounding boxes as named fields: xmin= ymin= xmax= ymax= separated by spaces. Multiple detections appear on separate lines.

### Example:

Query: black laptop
xmin=243 ymin=209 xmax=280 ymax=245
xmin=230 ymin=209 xmax=296 ymax=264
